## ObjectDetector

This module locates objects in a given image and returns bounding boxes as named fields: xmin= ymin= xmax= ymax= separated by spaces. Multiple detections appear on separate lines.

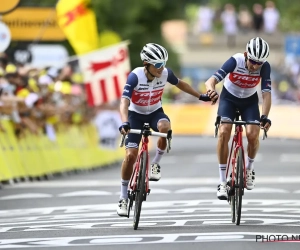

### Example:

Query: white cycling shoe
xmin=149 ymin=163 xmax=161 ymax=181
xmin=217 ymin=182 xmax=228 ymax=200
xmin=117 ymin=198 xmax=128 ymax=217
xmin=246 ymin=169 xmax=255 ymax=190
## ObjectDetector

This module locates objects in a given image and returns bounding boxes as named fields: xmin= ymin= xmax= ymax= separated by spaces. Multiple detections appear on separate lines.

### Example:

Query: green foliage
xmin=91 ymin=0 xmax=182 ymax=71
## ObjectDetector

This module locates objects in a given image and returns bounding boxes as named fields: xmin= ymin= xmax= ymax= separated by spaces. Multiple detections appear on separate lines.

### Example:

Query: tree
xmin=92 ymin=0 xmax=185 ymax=72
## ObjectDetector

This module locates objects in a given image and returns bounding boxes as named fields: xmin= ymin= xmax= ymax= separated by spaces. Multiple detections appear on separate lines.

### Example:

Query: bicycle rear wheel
xmin=133 ymin=151 xmax=147 ymax=230
xmin=235 ymin=147 xmax=244 ymax=225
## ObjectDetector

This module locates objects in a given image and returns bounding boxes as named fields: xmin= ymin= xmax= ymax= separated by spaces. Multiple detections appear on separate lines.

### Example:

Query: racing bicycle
xmin=214 ymin=111 xmax=267 ymax=225
xmin=120 ymin=123 xmax=172 ymax=230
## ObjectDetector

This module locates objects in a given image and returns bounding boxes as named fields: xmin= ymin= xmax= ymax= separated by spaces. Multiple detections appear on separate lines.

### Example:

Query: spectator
xmin=197 ymin=4 xmax=215 ymax=33
xmin=238 ymin=5 xmax=252 ymax=34
xmin=220 ymin=4 xmax=238 ymax=48
xmin=263 ymin=1 xmax=280 ymax=35
xmin=253 ymin=3 xmax=264 ymax=34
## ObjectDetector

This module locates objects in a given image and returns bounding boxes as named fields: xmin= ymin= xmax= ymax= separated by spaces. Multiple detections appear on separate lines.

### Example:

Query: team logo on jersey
xmin=229 ymin=72 xmax=261 ymax=88
xmin=131 ymin=89 xmax=163 ymax=106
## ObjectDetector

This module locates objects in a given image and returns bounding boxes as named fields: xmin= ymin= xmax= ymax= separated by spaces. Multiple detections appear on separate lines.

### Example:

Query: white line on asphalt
xmin=58 ymin=190 xmax=111 ymax=197
xmin=280 ymin=154 xmax=300 ymax=162
xmin=0 ymin=187 xmax=293 ymax=200
xmin=0 ymin=232 xmax=298 ymax=247
xmin=2 ymin=200 xmax=300 ymax=217
xmin=0 ymin=193 xmax=52 ymax=200
xmin=5 ymin=176 xmax=300 ymax=188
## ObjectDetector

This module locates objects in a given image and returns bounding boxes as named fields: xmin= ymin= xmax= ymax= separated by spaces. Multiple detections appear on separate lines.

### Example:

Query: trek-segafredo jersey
xmin=212 ymin=53 xmax=271 ymax=98
xmin=122 ymin=67 xmax=179 ymax=114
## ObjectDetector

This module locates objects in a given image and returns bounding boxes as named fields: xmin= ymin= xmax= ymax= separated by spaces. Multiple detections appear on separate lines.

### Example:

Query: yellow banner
xmin=0 ymin=120 xmax=124 ymax=182
xmin=56 ymin=0 xmax=99 ymax=55
xmin=163 ymin=104 xmax=300 ymax=139
xmin=0 ymin=0 xmax=20 ymax=14
xmin=2 ymin=8 xmax=65 ymax=41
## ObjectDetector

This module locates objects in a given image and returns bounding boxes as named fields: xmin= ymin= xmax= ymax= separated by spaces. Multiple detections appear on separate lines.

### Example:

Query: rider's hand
xmin=260 ymin=115 xmax=271 ymax=131
xmin=119 ymin=122 xmax=131 ymax=134
xmin=206 ymin=90 xmax=219 ymax=105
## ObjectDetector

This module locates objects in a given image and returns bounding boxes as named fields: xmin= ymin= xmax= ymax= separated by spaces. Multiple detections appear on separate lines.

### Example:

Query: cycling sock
xmin=120 ymin=179 xmax=129 ymax=199
xmin=219 ymin=164 xmax=227 ymax=182
xmin=246 ymin=157 xmax=254 ymax=170
xmin=152 ymin=147 xmax=165 ymax=164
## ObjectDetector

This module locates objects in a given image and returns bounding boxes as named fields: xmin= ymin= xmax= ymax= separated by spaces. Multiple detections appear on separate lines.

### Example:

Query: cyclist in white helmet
xmin=204 ymin=37 xmax=272 ymax=200
xmin=117 ymin=43 xmax=218 ymax=216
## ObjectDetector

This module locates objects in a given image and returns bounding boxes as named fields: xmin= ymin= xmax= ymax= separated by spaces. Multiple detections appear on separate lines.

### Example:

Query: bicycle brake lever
xmin=119 ymin=134 xmax=126 ymax=147
xmin=262 ymin=128 xmax=267 ymax=140
xmin=214 ymin=125 xmax=219 ymax=138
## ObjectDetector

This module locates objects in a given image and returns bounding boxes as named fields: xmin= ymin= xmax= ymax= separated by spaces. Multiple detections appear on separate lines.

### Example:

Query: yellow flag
xmin=56 ymin=0 xmax=99 ymax=55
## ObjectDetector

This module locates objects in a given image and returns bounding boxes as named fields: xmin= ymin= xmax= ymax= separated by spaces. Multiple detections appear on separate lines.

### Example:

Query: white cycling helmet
xmin=140 ymin=43 xmax=168 ymax=64
xmin=246 ymin=37 xmax=270 ymax=62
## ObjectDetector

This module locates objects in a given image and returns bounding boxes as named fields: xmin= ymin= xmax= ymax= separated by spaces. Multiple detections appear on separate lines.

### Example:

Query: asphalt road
xmin=0 ymin=136 xmax=300 ymax=249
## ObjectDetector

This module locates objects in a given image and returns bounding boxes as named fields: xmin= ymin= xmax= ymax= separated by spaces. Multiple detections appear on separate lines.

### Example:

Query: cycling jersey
xmin=122 ymin=67 xmax=179 ymax=115
xmin=212 ymin=53 xmax=271 ymax=98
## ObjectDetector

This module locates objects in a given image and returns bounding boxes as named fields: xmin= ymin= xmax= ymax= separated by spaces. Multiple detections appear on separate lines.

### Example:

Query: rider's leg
xmin=120 ymin=148 xmax=139 ymax=199
xmin=117 ymin=112 xmax=143 ymax=216
xmin=217 ymin=122 xmax=233 ymax=182
xmin=241 ymin=96 xmax=260 ymax=190
xmin=245 ymin=125 xmax=260 ymax=170
xmin=215 ymin=87 xmax=236 ymax=200
xmin=149 ymin=109 xmax=171 ymax=181
xmin=153 ymin=119 xmax=170 ymax=162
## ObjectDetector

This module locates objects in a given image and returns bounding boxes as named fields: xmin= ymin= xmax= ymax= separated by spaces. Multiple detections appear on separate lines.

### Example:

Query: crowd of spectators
xmin=0 ymin=53 xmax=93 ymax=140
xmin=196 ymin=1 xmax=280 ymax=47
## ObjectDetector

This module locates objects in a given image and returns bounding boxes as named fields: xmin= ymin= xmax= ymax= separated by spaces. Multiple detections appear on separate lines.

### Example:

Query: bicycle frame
xmin=226 ymin=125 xmax=246 ymax=189
xmin=128 ymin=135 xmax=150 ymax=196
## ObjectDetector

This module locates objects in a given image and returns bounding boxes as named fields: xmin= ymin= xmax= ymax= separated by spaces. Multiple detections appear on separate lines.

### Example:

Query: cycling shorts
xmin=217 ymin=86 xmax=260 ymax=122
xmin=125 ymin=108 xmax=170 ymax=149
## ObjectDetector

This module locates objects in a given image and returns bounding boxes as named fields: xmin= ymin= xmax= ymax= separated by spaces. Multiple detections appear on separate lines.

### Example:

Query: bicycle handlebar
xmin=119 ymin=129 xmax=172 ymax=152
xmin=214 ymin=118 xmax=268 ymax=140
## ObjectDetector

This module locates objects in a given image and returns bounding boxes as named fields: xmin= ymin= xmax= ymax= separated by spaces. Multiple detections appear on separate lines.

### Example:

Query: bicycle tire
xmin=133 ymin=151 xmax=147 ymax=230
xmin=235 ymin=147 xmax=244 ymax=225
xmin=231 ymin=193 xmax=235 ymax=223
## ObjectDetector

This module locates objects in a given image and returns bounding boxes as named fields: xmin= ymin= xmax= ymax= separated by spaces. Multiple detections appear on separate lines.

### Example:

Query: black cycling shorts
xmin=217 ymin=86 xmax=260 ymax=122
xmin=125 ymin=108 xmax=170 ymax=149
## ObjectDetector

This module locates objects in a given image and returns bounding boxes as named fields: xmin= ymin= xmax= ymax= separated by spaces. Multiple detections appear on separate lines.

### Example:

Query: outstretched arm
xmin=175 ymin=79 xmax=201 ymax=98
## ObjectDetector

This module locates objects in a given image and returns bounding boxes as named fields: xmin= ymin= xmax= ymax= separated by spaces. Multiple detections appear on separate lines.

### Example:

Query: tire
xmin=235 ymin=147 xmax=244 ymax=225
xmin=133 ymin=151 xmax=147 ymax=230
xmin=231 ymin=195 xmax=235 ymax=223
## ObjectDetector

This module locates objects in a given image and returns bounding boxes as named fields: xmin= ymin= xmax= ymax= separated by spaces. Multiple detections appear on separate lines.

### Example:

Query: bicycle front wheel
xmin=235 ymin=147 xmax=244 ymax=225
xmin=133 ymin=151 xmax=147 ymax=230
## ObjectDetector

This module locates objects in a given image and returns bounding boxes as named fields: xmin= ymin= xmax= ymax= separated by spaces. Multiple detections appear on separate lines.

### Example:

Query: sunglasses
xmin=248 ymin=58 xmax=263 ymax=66
xmin=152 ymin=62 xmax=166 ymax=69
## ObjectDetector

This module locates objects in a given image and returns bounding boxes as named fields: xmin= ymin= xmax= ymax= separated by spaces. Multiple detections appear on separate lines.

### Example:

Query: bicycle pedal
xmin=147 ymin=189 xmax=151 ymax=194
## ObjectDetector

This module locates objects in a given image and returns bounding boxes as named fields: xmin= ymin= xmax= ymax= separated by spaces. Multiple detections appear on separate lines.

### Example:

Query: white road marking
xmin=245 ymin=188 xmax=289 ymax=193
xmin=1 ymin=200 xmax=300 ymax=217
xmin=58 ymin=190 xmax=111 ymax=197
xmin=0 ymin=193 xmax=52 ymax=200
xmin=0 ymin=232 xmax=299 ymax=247
xmin=6 ymin=176 xmax=300 ymax=188
xmin=0 ymin=187 xmax=293 ymax=200
xmin=174 ymin=188 xmax=216 ymax=193
xmin=280 ymin=154 xmax=300 ymax=162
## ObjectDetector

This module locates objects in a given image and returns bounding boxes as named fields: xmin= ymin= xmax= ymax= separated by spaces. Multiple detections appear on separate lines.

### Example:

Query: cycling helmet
xmin=140 ymin=43 xmax=168 ymax=64
xmin=246 ymin=37 xmax=270 ymax=62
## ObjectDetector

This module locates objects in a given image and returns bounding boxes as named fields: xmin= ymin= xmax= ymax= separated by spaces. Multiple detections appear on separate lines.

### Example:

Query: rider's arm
xmin=120 ymin=98 xmax=130 ymax=123
xmin=166 ymin=68 xmax=201 ymax=98
xmin=205 ymin=57 xmax=237 ymax=91
xmin=260 ymin=62 xmax=272 ymax=117
xmin=175 ymin=80 xmax=201 ymax=98
xmin=120 ymin=72 xmax=138 ymax=122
